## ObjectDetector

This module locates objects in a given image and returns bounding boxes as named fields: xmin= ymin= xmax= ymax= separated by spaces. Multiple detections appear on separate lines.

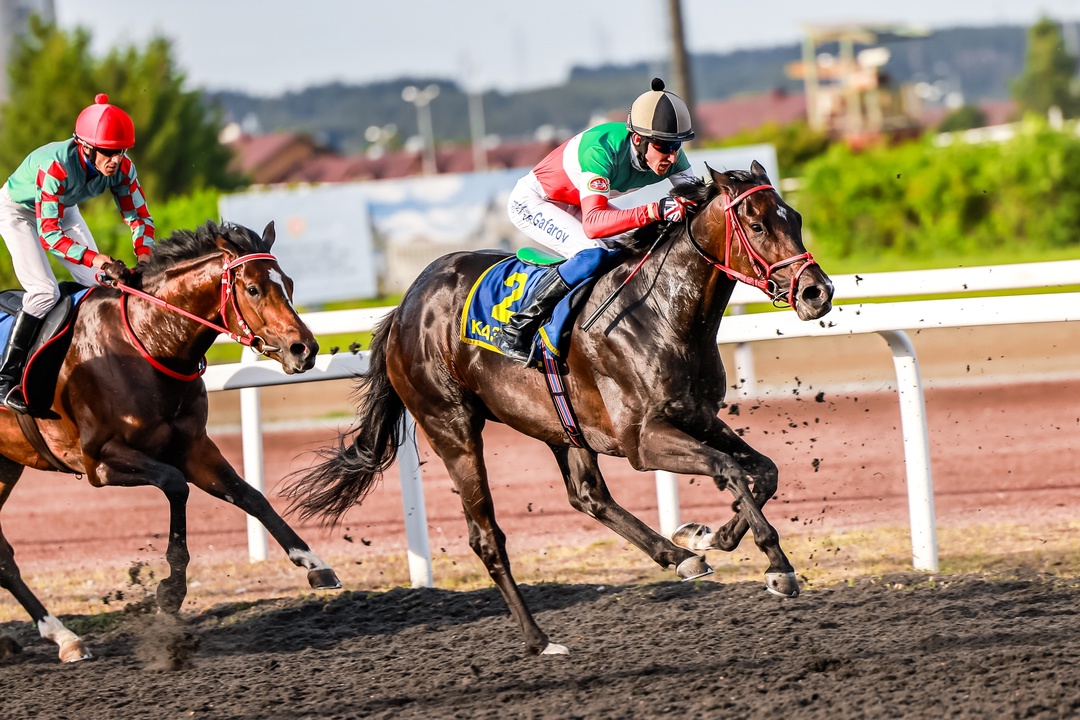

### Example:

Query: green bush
xmin=798 ymin=116 xmax=1080 ymax=264
xmin=77 ymin=186 xmax=222 ymax=264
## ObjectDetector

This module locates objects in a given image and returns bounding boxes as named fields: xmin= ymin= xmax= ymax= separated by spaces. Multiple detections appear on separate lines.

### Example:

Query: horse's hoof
xmin=676 ymin=555 xmax=714 ymax=580
xmin=58 ymin=639 xmax=92 ymax=663
xmin=156 ymin=584 xmax=185 ymax=615
xmin=541 ymin=642 xmax=570 ymax=655
xmin=307 ymin=568 xmax=342 ymax=590
xmin=765 ymin=572 xmax=800 ymax=598
xmin=671 ymin=522 xmax=715 ymax=552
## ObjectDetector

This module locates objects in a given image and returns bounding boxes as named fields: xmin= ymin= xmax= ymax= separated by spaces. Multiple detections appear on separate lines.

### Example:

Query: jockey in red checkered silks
xmin=0 ymin=93 xmax=155 ymax=412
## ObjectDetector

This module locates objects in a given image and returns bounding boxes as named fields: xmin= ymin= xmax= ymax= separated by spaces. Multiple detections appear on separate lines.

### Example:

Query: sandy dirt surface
xmin=0 ymin=324 xmax=1078 ymax=718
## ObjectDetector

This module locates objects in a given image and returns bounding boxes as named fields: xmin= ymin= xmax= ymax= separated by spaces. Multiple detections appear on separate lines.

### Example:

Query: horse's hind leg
xmin=550 ymin=445 xmax=711 ymax=579
xmin=183 ymin=436 xmax=340 ymax=589
xmin=0 ymin=457 xmax=91 ymax=662
xmin=415 ymin=408 xmax=566 ymax=655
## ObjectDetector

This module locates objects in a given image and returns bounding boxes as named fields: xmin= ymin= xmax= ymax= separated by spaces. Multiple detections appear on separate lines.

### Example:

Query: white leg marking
xmin=38 ymin=613 xmax=80 ymax=647
xmin=288 ymin=548 xmax=331 ymax=571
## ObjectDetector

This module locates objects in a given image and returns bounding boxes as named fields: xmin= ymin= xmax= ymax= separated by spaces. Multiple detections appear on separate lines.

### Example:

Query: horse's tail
xmin=284 ymin=310 xmax=406 ymax=526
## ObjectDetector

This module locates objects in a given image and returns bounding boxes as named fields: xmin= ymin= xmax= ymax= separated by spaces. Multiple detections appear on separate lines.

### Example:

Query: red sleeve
xmin=580 ymin=194 xmax=652 ymax=239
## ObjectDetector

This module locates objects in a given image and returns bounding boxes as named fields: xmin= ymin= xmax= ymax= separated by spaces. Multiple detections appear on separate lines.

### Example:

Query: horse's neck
xmin=130 ymin=260 xmax=225 ymax=359
xmin=636 ymin=237 xmax=735 ymax=341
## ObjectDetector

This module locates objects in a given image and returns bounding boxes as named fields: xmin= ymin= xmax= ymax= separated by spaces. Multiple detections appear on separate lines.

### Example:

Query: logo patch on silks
xmin=460 ymin=258 xmax=578 ymax=359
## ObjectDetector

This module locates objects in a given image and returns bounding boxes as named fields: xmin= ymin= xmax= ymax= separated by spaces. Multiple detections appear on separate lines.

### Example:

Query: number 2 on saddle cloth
xmin=460 ymin=247 xmax=620 ymax=447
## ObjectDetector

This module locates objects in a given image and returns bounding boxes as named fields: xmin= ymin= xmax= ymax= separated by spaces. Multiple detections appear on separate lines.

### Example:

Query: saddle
xmin=0 ymin=281 xmax=92 ymax=417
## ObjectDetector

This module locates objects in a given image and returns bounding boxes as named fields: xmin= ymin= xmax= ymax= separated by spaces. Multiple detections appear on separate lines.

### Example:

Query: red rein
xmin=114 ymin=252 xmax=278 ymax=381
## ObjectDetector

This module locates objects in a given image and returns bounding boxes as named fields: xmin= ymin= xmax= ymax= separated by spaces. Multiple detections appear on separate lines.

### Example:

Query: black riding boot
xmin=494 ymin=267 xmax=571 ymax=365
xmin=0 ymin=310 xmax=44 ymax=414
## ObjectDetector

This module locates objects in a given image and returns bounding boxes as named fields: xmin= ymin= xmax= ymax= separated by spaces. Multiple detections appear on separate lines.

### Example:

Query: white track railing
xmin=205 ymin=260 xmax=1080 ymax=585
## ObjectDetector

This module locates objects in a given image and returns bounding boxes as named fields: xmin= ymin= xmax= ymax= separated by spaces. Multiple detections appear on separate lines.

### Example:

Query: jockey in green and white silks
xmin=0 ymin=93 xmax=154 ymax=413
xmin=497 ymin=77 xmax=697 ymax=363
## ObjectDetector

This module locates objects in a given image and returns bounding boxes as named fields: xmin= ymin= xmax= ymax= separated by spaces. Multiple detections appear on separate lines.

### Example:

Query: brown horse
xmin=0 ymin=220 xmax=340 ymax=662
xmin=286 ymin=162 xmax=833 ymax=655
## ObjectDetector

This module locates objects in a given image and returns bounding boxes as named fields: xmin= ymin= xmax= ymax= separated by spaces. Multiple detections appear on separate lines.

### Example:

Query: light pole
xmin=364 ymin=123 xmax=397 ymax=158
xmin=402 ymin=84 xmax=440 ymax=175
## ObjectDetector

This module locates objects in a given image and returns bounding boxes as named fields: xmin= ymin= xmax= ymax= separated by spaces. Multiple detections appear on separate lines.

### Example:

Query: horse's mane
xmin=621 ymin=173 xmax=735 ymax=253
xmin=143 ymin=220 xmax=268 ymax=275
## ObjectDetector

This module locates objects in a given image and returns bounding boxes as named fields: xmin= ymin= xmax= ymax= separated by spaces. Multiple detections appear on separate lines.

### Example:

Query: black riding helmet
xmin=626 ymin=77 xmax=695 ymax=142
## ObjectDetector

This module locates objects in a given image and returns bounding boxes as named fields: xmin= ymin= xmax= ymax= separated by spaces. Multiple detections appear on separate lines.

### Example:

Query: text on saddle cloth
xmin=460 ymin=247 xmax=620 ymax=359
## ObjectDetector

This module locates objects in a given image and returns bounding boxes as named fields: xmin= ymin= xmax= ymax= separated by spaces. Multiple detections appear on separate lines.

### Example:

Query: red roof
xmin=693 ymin=90 xmax=808 ymax=140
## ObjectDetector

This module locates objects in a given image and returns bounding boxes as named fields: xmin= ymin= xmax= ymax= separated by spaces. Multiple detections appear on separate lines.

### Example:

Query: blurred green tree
xmin=0 ymin=18 xmax=244 ymax=286
xmin=1011 ymin=17 xmax=1080 ymax=118
xmin=937 ymin=105 xmax=988 ymax=132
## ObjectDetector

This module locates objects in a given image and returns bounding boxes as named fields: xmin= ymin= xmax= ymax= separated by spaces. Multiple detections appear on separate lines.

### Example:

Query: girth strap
xmin=15 ymin=412 xmax=78 ymax=474
xmin=541 ymin=349 xmax=587 ymax=448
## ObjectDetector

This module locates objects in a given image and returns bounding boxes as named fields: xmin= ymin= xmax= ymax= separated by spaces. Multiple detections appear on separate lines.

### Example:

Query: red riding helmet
xmin=74 ymin=93 xmax=135 ymax=150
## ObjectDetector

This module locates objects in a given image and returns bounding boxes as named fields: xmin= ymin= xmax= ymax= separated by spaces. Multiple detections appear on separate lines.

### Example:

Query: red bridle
xmin=112 ymin=252 xmax=280 ymax=381
xmin=686 ymin=184 xmax=818 ymax=306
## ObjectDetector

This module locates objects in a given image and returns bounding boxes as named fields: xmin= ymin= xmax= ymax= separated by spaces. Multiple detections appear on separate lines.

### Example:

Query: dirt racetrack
xmin=0 ymin=324 xmax=1079 ymax=718
xmin=3 ymin=571 xmax=1080 ymax=719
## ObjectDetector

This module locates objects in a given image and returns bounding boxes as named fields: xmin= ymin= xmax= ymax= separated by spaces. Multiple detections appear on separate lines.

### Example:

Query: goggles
xmin=650 ymin=140 xmax=682 ymax=154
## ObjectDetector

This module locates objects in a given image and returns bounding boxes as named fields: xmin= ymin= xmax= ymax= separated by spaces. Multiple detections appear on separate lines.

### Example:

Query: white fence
xmin=204 ymin=259 xmax=1080 ymax=586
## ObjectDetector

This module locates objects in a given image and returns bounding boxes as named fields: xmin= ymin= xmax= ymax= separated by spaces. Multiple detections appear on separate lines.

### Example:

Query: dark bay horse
xmin=0 ymin=220 xmax=340 ymax=662
xmin=286 ymin=162 xmax=833 ymax=655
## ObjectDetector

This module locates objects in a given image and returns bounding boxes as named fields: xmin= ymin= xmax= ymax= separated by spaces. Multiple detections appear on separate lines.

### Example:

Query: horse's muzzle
xmin=281 ymin=339 xmax=319 ymax=374
xmin=794 ymin=270 xmax=834 ymax=321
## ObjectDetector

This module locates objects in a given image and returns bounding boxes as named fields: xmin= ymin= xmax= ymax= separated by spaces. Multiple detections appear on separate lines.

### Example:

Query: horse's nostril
xmin=291 ymin=341 xmax=311 ymax=358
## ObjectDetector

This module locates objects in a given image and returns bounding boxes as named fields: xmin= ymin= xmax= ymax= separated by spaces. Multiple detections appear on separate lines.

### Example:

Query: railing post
xmin=879 ymin=330 xmax=938 ymax=572
xmin=655 ymin=471 xmax=681 ymax=538
xmin=398 ymin=413 xmax=433 ymax=587
xmin=240 ymin=349 xmax=269 ymax=563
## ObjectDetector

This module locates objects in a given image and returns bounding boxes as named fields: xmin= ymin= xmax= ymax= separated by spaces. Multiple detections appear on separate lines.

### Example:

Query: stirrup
xmin=2 ymin=387 xmax=29 ymax=414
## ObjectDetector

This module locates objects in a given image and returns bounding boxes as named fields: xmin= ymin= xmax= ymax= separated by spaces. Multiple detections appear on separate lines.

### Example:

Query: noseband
xmin=113 ymin=252 xmax=280 ymax=381
xmin=686 ymin=184 xmax=817 ymax=306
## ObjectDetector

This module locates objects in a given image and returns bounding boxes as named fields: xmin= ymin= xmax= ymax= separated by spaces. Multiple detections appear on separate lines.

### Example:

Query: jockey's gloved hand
xmin=98 ymin=258 xmax=132 ymax=286
xmin=649 ymin=196 xmax=696 ymax=223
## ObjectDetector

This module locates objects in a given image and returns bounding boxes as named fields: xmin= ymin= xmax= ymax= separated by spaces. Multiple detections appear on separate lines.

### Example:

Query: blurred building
xmin=221 ymin=125 xmax=562 ymax=186
xmin=788 ymin=23 xmax=932 ymax=144
xmin=0 ymin=0 xmax=55 ymax=105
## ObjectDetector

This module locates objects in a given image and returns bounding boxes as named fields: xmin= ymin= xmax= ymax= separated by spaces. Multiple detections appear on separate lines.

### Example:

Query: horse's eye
xmin=750 ymin=223 xmax=764 ymax=233
xmin=246 ymin=285 xmax=260 ymax=298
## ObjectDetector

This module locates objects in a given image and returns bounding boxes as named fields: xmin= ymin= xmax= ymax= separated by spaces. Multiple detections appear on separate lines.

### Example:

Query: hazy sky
xmin=53 ymin=0 xmax=1080 ymax=96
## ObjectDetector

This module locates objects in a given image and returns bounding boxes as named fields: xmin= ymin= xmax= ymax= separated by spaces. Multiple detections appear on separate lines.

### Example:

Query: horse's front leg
xmin=670 ymin=420 xmax=781 ymax=554
xmin=549 ymin=445 xmax=711 ymax=579
xmin=632 ymin=419 xmax=796 ymax=595
xmin=722 ymin=471 xmax=798 ymax=597
xmin=91 ymin=445 xmax=190 ymax=613
xmin=183 ymin=435 xmax=340 ymax=590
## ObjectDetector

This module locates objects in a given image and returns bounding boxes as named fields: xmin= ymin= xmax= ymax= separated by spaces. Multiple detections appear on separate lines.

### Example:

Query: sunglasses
xmin=94 ymin=147 xmax=126 ymax=158
xmin=650 ymin=140 xmax=682 ymax=154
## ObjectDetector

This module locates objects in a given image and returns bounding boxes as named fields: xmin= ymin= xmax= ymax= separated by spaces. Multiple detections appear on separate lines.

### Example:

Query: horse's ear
xmin=262 ymin=221 xmax=276 ymax=250
xmin=707 ymin=163 xmax=734 ymax=196
xmin=750 ymin=160 xmax=773 ymax=186
xmin=214 ymin=234 xmax=240 ymax=260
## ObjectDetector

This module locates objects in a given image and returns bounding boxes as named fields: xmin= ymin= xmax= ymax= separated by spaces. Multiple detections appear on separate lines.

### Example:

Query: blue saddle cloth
xmin=461 ymin=248 xmax=621 ymax=359
xmin=0 ymin=285 xmax=92 ymax=414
